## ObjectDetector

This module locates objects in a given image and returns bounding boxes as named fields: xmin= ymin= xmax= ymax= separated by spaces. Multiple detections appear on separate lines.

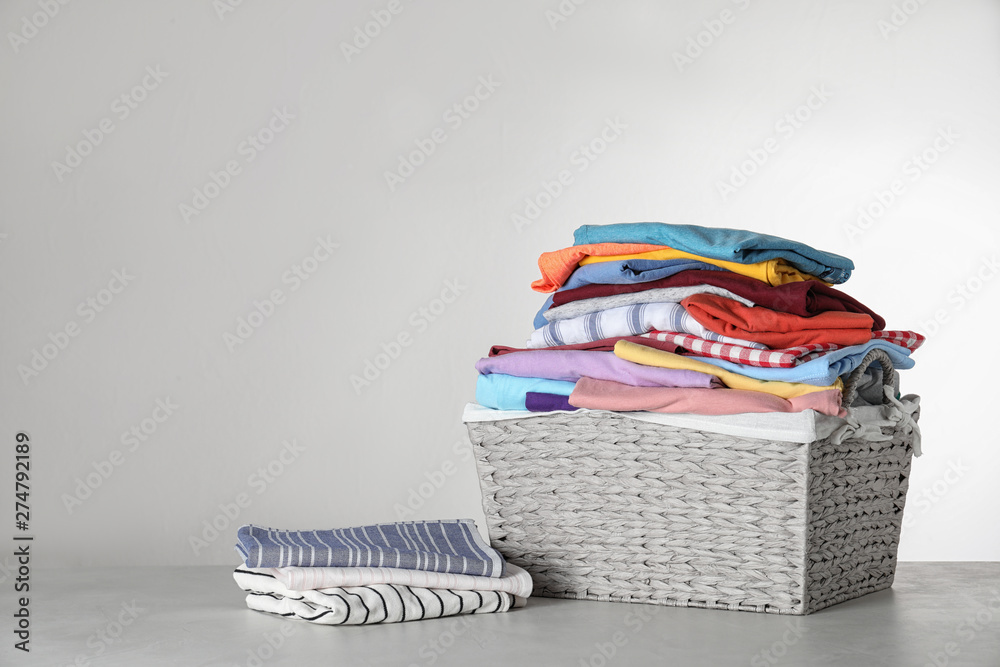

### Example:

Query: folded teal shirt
xmin=475 ymin=374 xmax=576 ymax=411
xmin=573 ymin=222 xmax=854 ymax=284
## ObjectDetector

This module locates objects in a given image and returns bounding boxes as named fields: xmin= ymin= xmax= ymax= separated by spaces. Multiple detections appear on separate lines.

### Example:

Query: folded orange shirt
xmin=681 ymin=293 xmax=874 ymax=348
xmin=531 ymin=243 xmax=822 ymax=293
xmin=530 ymin=243 xmax=665 ymax=293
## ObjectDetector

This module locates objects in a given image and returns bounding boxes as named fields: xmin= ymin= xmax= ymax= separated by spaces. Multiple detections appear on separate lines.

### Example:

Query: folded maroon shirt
xmin=549 ymin=269 xmax=885 ymax=330
xmin=489 ymin=335 xmax=683 ymax=357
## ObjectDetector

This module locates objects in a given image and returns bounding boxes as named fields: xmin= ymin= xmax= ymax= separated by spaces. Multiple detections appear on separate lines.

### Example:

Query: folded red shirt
xmin=680 ymin=293 xmax=875 ymax=348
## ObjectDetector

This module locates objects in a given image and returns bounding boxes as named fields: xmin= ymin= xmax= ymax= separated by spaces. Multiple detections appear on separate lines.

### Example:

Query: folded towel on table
xmin=236 ymin=520 xmax=504 ymax=576
xmin=235 ymin=571 xmax=522 ymax=625
xmin=235 ymin=561 xmax=533 ymax=597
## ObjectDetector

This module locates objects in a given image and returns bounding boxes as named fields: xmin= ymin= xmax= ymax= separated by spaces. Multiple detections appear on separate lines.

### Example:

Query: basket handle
xmin=842 ymin=347 xmax=896 ymax=407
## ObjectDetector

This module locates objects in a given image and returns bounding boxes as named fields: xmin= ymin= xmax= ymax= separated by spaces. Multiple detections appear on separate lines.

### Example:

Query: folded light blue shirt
xmin=532 ymin=258 xmax=721 ymax=328
xmin=476 ymin=373 xmax=576 ymax=411
xmin=563 ymin=257 xmax=721 ymax=290
xmin=574 ymin=222 xmax=854 ymax=284
xmin=691 ymin=340 xmax=914 ymax=386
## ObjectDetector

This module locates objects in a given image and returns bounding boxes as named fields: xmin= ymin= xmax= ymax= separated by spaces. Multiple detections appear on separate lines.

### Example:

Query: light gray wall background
xmin=1 ymin=0 xmax=997 ymax=569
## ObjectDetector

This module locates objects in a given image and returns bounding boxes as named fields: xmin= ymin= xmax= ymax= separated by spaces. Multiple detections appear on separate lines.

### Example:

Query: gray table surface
xmin=2 ymin=562 xmax=998 ymax=666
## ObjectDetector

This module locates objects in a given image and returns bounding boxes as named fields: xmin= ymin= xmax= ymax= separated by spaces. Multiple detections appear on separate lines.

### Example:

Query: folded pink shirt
xmin=568 ymin=377 xmax=846 ymax=417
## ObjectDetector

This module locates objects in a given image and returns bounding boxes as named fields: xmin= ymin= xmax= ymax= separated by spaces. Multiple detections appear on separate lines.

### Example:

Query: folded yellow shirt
xmin=613 ymin=340 xmax=843 ymax=399
xmin=579 ymin=248 xmax=821 ymax=286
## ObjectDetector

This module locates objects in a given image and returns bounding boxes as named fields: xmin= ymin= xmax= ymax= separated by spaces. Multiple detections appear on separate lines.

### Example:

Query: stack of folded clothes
xmin=233 ymin=519 xmax=531 ymax=625
xmin=474 ymin=222 xmax=923 ymax=417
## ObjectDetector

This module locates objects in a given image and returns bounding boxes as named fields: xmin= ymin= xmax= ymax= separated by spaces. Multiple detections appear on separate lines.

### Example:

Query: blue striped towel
xmin=235 ymin=519 xmax=505 ymax=577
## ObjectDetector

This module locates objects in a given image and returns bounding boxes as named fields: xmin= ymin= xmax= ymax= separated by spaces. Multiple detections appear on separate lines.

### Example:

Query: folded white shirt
xmin=234 ymin=568 xmax=524 ymax=625
xmin=543 ymin=285 xmax=754 ymax=322
xmin=527 ymin=301 xmax=766 ymax=349
xmin=237 ymin=562 xmax=533 ymax=598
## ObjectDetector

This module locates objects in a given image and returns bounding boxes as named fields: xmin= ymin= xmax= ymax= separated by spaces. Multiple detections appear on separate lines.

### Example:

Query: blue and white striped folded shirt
xmin=526 ymin=301 xmax=767 ymax=350
xmin=236 ymin=519 xmax=505 ymax=577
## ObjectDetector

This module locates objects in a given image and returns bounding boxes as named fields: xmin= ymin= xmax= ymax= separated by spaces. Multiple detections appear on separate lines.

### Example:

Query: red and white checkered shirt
xmin=639 ymin=330 xmax=924 ymax=368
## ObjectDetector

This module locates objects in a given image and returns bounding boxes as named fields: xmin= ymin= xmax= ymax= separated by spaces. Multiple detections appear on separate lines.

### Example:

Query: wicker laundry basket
xmin=465 ymin=350 xmax=920 ymax=614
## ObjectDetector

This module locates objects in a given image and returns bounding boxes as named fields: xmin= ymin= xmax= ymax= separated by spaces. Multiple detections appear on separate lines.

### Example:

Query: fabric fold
xmin=531 ymin=243 xmax=821 ymax=293
xmin=549 ymin=269 xmax=884 ymax=329
xmin=689 ymin=339 xmax=916 ymax=386
xmin=613 ymin=340 xmax=842 ymax=399
xmin=638 ymin=331 xmax=921 ymax=371
xmin=235 ymin=570 xmax=521 ymax=625
xmin=525 ymin=392 xmax=578 ymax=412
xmin=236 ymin=562 xmax=534 ymax=598
xmin=543 ymin=284 xmax=754 ymax=322
xmin=572 ymin=222 xmax=853 ymax=283
xmin=476 ymin=350 xmax=722 ymax=388
xmin=476 ymin=373 xmax=576 ymax=411
xmin=561 ymin=258 xmax=723 ymax=289
xmin=527 ymin=302 xmax=767 ymax=349
xmin=681 ymin=293 xmax=874 ymax=348
xmin=531 ymin=260 xmax=723 ymax=328
xmin=531 ymin=243 xmax=667 ymax=293
xmin=489 ymin=335 xmax=683 ymax=357
xmin=235 ymin=520 xmax=504 ymax=577
xmin=568 ymin=377 xmax=845 ymax=417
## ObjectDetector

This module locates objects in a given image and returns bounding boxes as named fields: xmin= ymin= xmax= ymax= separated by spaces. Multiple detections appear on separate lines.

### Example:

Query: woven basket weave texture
xmin=467 ymin=410 xmax=915 ymax=614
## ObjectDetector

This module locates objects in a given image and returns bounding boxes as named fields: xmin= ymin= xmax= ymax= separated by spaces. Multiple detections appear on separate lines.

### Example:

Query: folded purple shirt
xmin=525 ymin=392 xmax=578 ymax=412
xmin=476 ymin=350 xmax=721 ymax=388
